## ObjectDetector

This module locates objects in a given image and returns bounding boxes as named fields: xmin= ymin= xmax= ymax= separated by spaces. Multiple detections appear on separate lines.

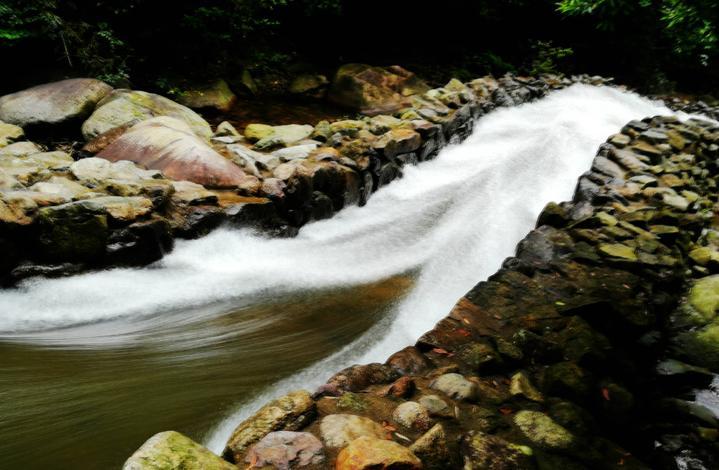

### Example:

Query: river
xmin=0 ymin=85 xmax=673 ymax=469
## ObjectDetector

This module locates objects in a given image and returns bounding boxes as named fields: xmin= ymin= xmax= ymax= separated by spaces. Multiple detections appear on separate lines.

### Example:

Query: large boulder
xmin=96 ymin=117 xmax=258 ymax=190
xmin=123 ymin=431 xmax=235 ymax=470
xmin=175 ymin=79 xmax=237 ymax=112
xmin=82 ymin=89 xmax=213 ymax=141
xmin=245 ymin=431 xmax=325 ymax=468
xmin=328 ymin=64 xmax=429 ymax=115
xmin=0 ymin=78 xmax=112 ymax=129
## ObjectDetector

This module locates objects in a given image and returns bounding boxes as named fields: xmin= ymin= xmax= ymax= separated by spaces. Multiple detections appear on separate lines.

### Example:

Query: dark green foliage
xmin=0 ymin=0 xmax=716 ymax=93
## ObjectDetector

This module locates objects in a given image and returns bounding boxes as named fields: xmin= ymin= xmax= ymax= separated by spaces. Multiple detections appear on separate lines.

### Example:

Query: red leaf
xmin=602 ymin=387 xmax=611 ymax=401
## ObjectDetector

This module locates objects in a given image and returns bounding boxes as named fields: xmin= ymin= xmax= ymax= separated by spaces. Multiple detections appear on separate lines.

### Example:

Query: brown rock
xmin=336 ymin=437 xmax=421 ymax=470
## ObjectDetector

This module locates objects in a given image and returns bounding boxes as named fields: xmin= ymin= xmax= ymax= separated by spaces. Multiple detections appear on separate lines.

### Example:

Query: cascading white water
xmin=0 ymin=84 xmax=680 ymax=454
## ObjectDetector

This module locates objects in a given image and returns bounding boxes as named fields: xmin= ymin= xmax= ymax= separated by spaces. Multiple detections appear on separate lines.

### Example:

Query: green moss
xmin=514 ymin=410 xmax=575 ymax=450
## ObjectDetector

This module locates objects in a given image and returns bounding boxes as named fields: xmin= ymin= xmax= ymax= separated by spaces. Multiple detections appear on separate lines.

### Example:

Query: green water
xmin=0 ymin=277 xmax=412 ymax=469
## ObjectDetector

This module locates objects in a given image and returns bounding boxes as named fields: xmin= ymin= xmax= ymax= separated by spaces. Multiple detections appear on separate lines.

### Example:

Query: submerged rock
xmin=82 ymin=89 xmax=212 ymax=140
xmin=461 ymin=431 xmax=534 ymax=470
xmin=0 ymin=78 xmax=112 ymax=129
xmin=123 ymin=430 xmax=235 ymax=470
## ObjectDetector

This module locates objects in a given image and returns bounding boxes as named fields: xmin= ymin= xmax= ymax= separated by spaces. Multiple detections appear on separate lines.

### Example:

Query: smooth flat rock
xmin=0 ymin=78 xmax=112 ymax=128
xmin=335 ymin=436 xmax=421 ymax=470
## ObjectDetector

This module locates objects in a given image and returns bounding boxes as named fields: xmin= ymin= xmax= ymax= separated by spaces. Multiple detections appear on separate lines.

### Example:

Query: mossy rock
xmin=123 ymin=431 xmax=235 ymax=470
xmin=513 ymin=410 xmax=575 ymax=450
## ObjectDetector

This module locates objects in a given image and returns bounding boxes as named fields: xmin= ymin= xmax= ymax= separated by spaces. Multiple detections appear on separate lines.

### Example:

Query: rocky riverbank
xmin=123 ymin=106 xmax=719 ymax=468
xmin=0 ymin=68 xmax=611 ymax=285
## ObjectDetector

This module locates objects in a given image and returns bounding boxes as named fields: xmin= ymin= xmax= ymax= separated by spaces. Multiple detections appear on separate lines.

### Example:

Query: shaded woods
xmin=0 ymin=0 xmax=717 ymax=95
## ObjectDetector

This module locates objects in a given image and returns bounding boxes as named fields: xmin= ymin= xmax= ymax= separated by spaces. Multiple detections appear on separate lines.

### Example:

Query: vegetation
xmin=0 ymin=0 xmax=717 ymax=93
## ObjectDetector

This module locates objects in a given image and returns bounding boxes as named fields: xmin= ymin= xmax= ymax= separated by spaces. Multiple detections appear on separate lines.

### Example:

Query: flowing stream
xmin=0 ymin=85 xmax=675 ymax=469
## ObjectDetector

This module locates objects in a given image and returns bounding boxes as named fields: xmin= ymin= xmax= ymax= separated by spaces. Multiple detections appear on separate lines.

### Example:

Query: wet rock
xmin=289 ymin=74 xmax=329 ymax=97
xmin=458 ymin=341 xmax=502 ymax=373
xmin=0 ymin=78 xmax=112 ymax=130
xmin=106 ymin=218 xmax=173 ymax=266
xmin=224 ymin=390 xmax=316 ymax=463
xmin=409 ymin=424 xmax=451 ymax=470
xmin=336 ymin=436 xmax=421 ymax=470
xmin=385 ymin=376 xmax=416 ymax=398
xmin=319 ymin=414 xmax=386 ymax=448
xmin=386 ymin=346 xmax=432 ymax=375
xmin=392 ymin=401 xmax=433 ymax=432
xmin=514 ymin=410 xmax=575 ymax=450
xmin=245 ymin=431 xmax=324 ymax=469
xmin=461 ymin=431 xmax=534 ymax=470
xmin=328 ymin=64 xmax=429 ymax=114
xmin=82 ymin=89 xmax=212 ymax=140
xmin=37 ymin=200 xmax=109 ymax=262
xmin=214 ymin=121 xmax=241 ymax=138
xmin=418 ymin=395 xmax=454 ymax=418
xmin=373 ymin=128 xmax=422 ymax=159
xmin=97 ymin=117 xmax=256 ymax=190
xmin=123 ymin=431 xmax=235 ymax=470
xmin=325 ymin=363 xmax=400 ymax=393
xmin=510 ymin=371 xmax=544 ymax=402
xmin=543 ymin=362 xmax=592 ymax=401
xmin=430 ymin=373 xmax=477 ymax=401
xmin=175 ymin=79 xmax=237 ymax=112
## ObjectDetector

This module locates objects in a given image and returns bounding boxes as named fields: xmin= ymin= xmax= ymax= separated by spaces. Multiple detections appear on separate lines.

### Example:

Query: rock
xmin=82 ymin=89 xmax=212 ymax=140
xmin=70 ymin=157 xmax=160 ymax=183
xmin=176 ymin=79 xmax=237 ymax=112
xmin=543 ymin=362 xmax=592 ymax=400
xmin=84 ymin=196 xmax=153 ymax=222
xmin=461 ymin=431 xmax=534 ymax=470
xmin=328 ymin=64 xmax=429 ymax=114
xmin=0 ymin=78 xmax=112 ymax=129
xmin=430 ymin=373 xmax=477 ymax=401
xmin=418 ymin=395 xmax=453 ymax=418
xmin=123 ymin=430 xmax=235 ymax=470
xmin=335 ymin=436 xmax=421 ymax=470
xmin=215 ymin=121 xmax=241 ymax=138
xmin=392 ymin=401 xmax=433 ymax=432
xmin=0 ymin=169 xmax=23 ymax=190
xmin=171 ymin=181 xmax=217 ymax=205
xmin=319 ymin=414 xmax=386 ymax=448
xmin=409 ymin=424 xmax=450 ymax=469
xmin=29 ymin=176 xmax=94 ymax=201
xmin=254 ymin=125 xmax=315 ymax=150
xmin=289 ymin=74 xmax=329 ymax=97
xmin=97 ymin=117 xmax=257 ymax=190
xmin=82 ymin=122 xmax=136 ymax=154
xmin=513 ymin=410 xmax=574 ymax=450
xmin=224 ymin=390 xmax=315 ymax=463
xmin=373 ymin=129 xmax=422 ymax=159
xmin=245 ymin=123 xmax=275 ymax=142
xmin=245 ymin=431 xmax=324 ymax=469
xmin=598 ymin=243 xmax=637 ymax=261
xmin=0 ymin=121 xmax=24 ymax=147
xmin=386 ymin=346 xmax=432 ymax=375
xmin=0 ymin=192 xmax=38 ymax=225
xmin=37 ymin=201 xmax=109 ymax=262
xmin=272 ymin=144 xmax=318 ymax=162
xmin=510 ymin=371 xmax=544 ymax=402
xmin=0 ymin=141 xmax=41 ymax=158
xmin=458 ymin=341 xmax=502 ymax=373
